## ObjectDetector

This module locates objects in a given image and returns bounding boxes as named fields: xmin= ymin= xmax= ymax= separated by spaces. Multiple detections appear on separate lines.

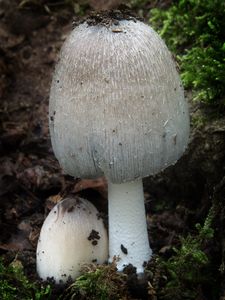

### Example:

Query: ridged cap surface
xmin=49 ymin=20 xmax=190 ymax=183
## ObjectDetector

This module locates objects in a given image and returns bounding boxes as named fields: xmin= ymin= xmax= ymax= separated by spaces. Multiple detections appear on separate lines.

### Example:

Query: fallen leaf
xmin=74 ymin=177 xmax=107 ymax=198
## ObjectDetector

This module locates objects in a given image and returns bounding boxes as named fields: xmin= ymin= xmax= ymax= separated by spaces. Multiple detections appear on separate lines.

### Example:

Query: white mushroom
xmin=36 ymin=197 xmax=108 ymax=283
xmin=49 ymin=16 xmax=190 ymax=273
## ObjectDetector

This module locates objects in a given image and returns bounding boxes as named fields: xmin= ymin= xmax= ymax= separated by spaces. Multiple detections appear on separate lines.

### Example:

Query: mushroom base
xmin=108 ymin=179 xmax=152 ymax=273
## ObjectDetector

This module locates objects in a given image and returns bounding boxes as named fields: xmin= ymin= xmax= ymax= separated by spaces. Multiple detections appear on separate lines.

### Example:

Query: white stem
xmin=108 ymin=179 xmax=152 ymax=273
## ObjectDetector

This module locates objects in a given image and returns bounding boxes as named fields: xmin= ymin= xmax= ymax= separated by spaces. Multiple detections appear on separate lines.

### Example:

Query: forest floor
xmin=0 ymin=1 xmax=225 ymax=299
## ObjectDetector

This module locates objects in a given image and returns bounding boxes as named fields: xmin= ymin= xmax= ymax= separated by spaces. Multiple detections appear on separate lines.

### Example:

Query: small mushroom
xmin=49 ymin=15 xmax=190 ymax=272
xmin=36 ymin=197 xmax=108 ymax=283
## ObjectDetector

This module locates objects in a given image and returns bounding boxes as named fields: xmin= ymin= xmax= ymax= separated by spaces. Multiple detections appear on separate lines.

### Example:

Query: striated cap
xmin=49 ymin=18 xmax=190 ymax=183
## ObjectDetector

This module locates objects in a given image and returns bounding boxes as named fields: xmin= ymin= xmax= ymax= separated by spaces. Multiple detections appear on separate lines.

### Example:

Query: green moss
xmin=191 ymin=112 xmax=207 ymax=128
xmin=150 ymin=0 xmax=225 ymax=105
xmin=61 ymin=261 xmax=129 ymax=300
xmin=0 ymin=258 xmax=51 ymax=300
xmin=156 ymin=205 xmax=217 ymax=300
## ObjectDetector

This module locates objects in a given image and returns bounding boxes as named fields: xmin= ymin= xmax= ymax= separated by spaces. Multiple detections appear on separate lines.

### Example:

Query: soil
xmin=73 ymin=8 xmax=141 ymax=27
xmin=0 ymin=1 xmax=225 ymax=299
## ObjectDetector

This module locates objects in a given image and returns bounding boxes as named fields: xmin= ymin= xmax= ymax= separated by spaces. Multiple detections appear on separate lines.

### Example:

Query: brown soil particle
xmin=121 ymin=244 xmax=128 ymax=255
xmin=88 ymin=229 xmax=101 ymax=241
xmin=67 ymin=205 xmax=74 ymax=213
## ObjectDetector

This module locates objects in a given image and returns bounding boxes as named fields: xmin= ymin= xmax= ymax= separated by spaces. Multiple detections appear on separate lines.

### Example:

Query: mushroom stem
xmin=108 ymin=179 xmax=152 ymax=272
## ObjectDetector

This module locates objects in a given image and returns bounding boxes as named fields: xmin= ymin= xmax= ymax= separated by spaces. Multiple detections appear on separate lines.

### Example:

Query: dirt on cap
xmin=73 ymin=8 xmax=142 ymax=28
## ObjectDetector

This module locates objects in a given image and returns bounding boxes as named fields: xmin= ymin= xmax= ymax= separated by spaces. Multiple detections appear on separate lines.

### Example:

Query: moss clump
xmin=150 ymin=0 xmax=225 ymax=105
xmin=155 ymin=205 xmax=218 ymax=300
xmin=61 ymin=260 xmax=130 ymax=300
xmin=0 ymin=258 xmax=51 ymax=300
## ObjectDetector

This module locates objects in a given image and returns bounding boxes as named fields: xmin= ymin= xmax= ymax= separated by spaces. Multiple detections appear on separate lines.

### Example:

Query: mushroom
xmin=36 ymin=196 xmax=108 ymax=283
xmin=49 ymin=14 xmax=190 ymax=273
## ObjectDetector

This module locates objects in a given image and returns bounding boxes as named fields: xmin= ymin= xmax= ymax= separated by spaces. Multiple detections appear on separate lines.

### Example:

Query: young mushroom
xmin=49 ymin=12 xmax=190 ymax=273
xmin=36 ymin=196 xmax=108 ymax=283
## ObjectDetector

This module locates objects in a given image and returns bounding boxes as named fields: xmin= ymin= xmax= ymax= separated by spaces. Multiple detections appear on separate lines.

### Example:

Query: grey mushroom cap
xmin=49 ymin=19 xmax=190 ymax=183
